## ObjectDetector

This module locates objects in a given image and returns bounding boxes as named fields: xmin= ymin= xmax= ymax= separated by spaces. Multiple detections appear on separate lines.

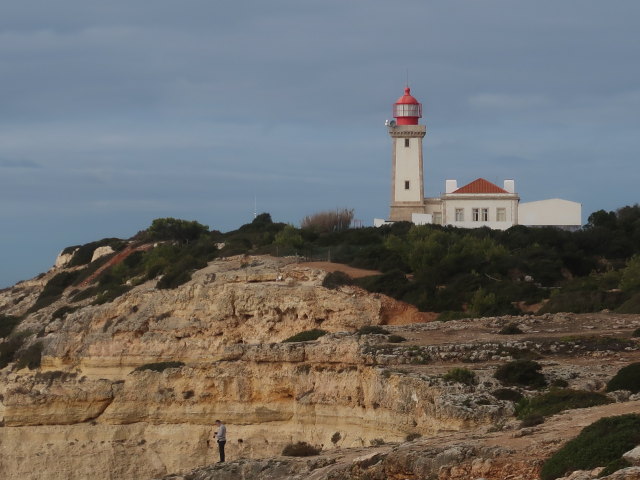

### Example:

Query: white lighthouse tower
xmin=388 ymin=86 xmax=427 ymax=222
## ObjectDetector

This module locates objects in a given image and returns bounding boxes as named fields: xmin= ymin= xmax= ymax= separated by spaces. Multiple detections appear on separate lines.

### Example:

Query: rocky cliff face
xmin=1 ymin=254 xmax=640 ymax=480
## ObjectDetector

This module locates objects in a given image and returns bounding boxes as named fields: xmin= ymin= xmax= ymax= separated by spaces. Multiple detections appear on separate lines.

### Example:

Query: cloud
xmin=0 ymin=158 xmax=41 ymax=168
xmin=468 ymin=93 xmax=551 ymax=109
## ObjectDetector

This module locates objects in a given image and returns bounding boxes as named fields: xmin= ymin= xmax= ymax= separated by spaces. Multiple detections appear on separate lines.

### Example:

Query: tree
xmin=274 ymin=225 xmax=304 ymax=249
xmin=146 ymin=218 xmax=209 ymax=243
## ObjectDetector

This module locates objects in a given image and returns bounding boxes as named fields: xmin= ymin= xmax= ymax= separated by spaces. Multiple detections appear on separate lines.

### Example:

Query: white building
xmin=377 ymin=86 xmax=582 ymax=230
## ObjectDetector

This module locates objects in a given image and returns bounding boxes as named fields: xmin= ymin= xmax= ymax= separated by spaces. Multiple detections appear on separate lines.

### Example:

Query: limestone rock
xmin=90 ymin=245 xmax=115 ymax=262
xmin=623 ymin=446 xmax=640 ymax=466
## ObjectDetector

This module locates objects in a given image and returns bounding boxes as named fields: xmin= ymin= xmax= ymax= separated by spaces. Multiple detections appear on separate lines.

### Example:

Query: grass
xmin=540 ymin=414 xmax=640 ymax=480
xmin=282 ymin=329 xmax=328 ymax=343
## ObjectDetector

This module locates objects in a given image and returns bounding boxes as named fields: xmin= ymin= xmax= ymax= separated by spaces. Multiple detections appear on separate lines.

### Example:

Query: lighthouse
xmin=388 ymin=86 xmax=427 ymax=222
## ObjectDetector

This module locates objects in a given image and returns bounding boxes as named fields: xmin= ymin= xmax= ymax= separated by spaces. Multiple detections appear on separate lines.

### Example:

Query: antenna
xmin=406 ymin=68 xmax=409 ymax=87
xmin=253 ymin=195 xmax=257 ymax=219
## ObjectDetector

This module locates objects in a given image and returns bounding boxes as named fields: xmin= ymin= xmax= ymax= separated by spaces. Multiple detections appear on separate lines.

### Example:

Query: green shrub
xmin=633 ymin=328 xmax=640 ymax=338
xmin=494 ymin=360 xmax=547 ymax=388
xmin=29 ymin=270 xmax=85 ymax=312
xmin=15 ymin=342 xmax=43 ymax=370
xmin=499 ymin=323 xmax=523 ymax=335
xmin=282 ymin=441 xmax=320 ymax=457
xmin=599 ymin=457 xmax=631 ymax=477
xmin=606 ymin=362 xmax=640 ymax=393
xmin=492 ymin=388 xmax=523 ymax=402
xmin=145 ymin=218 xmax=209 ymax=243
xmin=443 ymin=367 xmax=477 ymax=386
xmin=617 ymin=292 xmax=640 ymax=314
xmin=405 ymin=433 xmax=422 ymax=441
xmin=133 ymin=361 xmax=185 ymax=373
xmin=550 ymin=378 xmax=569 ymax=388
xmin=331 ymin=432 xmax=341 ymax=444
xmin=282 ymin=329 xmax=328 ymax=343
xmin=387 ymin=334 xmax=406 ymax=343
xmin=520 ymin=414 xmax=544 ymax=428
xmin=540 ymin=414 xmax=640 ymax=480
xmin=0 ymin=315 xmax=21 ymax=339
xmin=515 ymin=389 xmax=611 ymax=419
xmin=0 ymin=332 xmax=29 ymax=368
xmin=52 ymin=305 xmax=79 ymax=320
xmin=322 ymin=271 xmax=353 ymax=289
xmin=357 ymin=325 xmax=390 ymax=335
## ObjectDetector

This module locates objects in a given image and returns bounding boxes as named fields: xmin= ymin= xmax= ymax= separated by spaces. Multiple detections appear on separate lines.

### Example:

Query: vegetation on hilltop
xmin=19 ymin=203 xmax=640 ymax=316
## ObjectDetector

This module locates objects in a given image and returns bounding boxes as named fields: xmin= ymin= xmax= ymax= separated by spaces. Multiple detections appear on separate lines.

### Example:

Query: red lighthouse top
xmin=393 ymin=86 xmax=422 ymax=125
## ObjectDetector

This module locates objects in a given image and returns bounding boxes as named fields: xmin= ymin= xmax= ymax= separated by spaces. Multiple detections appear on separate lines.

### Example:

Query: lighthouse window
xmin=481 ymin=208 xmax=489 ymax=221
xmin=472 ymin=208 xmax=479 ymax=221
xmin=455 ymin=208 xmax=464 ymax=222
xmin=497 ymin=208 xmax=506 ymax=222
xmin=404 ymin=180 xmax=410 ymax=190
xmin=404 ymin=139 xmax=410 ymax=148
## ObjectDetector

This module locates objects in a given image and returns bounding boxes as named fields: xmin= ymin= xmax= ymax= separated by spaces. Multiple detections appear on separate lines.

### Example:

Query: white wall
xmin=394 ymin=136 xmax=423 ymax=203
xmin=518 ymin=198 xmax=582 ymax=227
xmin=442 ymin=195 xmax=519 ymax=230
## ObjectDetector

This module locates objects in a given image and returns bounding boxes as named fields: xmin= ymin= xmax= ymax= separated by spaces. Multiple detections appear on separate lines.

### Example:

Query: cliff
xmin=1 ymin=253 xmax=639 ymax=479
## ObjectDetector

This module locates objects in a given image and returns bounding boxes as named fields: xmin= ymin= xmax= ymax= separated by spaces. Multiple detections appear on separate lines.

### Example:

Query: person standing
xmin=214 ymin=420 xmax=227 ymax=463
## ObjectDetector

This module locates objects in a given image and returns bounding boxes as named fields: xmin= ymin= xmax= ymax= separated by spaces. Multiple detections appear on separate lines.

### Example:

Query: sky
xmin=1 ymin=1 xmax=639 ymax=288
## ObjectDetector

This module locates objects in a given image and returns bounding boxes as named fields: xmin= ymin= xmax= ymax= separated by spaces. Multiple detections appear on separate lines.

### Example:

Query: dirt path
xmin=298 ymin=261 xmax=381 ymax=279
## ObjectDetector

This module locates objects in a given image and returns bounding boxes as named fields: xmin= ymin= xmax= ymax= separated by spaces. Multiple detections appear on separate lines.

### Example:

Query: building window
xmin=472 ymin=208 xmax=479 ymax=221
xmin=481 ymin=208 xmax=489 ymax=221
xmin=433 ymin=212 xmax=442 ymax=225
xmin=404 ymin=138 xmax=410 ymax=148
xmin=497 ymin=208 xmax=506 ymax=222
xmin=404 ymin=180 xmax=410 ymax=190
xmin=455 ymin=208 xmax=464 ymax=222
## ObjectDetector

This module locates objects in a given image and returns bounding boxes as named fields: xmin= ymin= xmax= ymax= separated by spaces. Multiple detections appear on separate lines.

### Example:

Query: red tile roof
xmin=452 ymin=178 xmax=509 ymax=194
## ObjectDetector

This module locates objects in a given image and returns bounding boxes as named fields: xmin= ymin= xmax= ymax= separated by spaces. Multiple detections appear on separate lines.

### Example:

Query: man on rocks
xmin=214 ymin=420 xmax=227 ymax=463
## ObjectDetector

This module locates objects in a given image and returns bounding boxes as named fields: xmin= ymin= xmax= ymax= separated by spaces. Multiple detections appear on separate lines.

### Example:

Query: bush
xmin=145 ymin=218 xmax=209 ymax=244
xmin=282 ymin=441 xmax=320 ymax=457
xmin=405 ymin=433 xmax=422 ymax=441
xmin=133 ymin=361 xmax=185 ymax=373
xmin=331 ymin=432 xmax=341 ymax=444
xmin=0 ymin=315 xmax=21 ymax=339
xmin=15 ymin=342 xmax=43 ymax=370
xmin=599 ymin=458 xmax=631 ymax=477
xmin=540 ymin=414 xmax=640 ymax=480
xmin=617 ymin=292 xmax=640 ymax=314
xmin=0 ymin=332 xmax=29 ymax=368
xmin=494 ymin=360 xmax=547 ymax=389
xmin=515 ymin=389 xmax=611 ymax=419
xmin=443 ymin=367 xmax=477 ymax=386
xmin=357 ymin=325 xmax=390 ymax=335
xmin=606 ymin=362 xmax=640 ymax=393
xmin=322 ymin=271 xmax=353 ymax=289
xmin=520 ymin=414 xmax=544 ymax=428
xmin=499 ymin=323 xmax=523 ymax=335
xmin=29 ymin=270 xmax=85 ymax=312
xmin=387 ymin=334 xmax=406 ymax=343
xmin=300 ymin=208 xmax=354 ymax=233
xmin=492 ymin=388 xmax=523 ymax=402
xmin=52 ymin=305 xmax=79 ymax=320
xmin=633 ymin=327 xmax=640 ymax=338
xmin=282 ymin=329 xmax=328 ymax=343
